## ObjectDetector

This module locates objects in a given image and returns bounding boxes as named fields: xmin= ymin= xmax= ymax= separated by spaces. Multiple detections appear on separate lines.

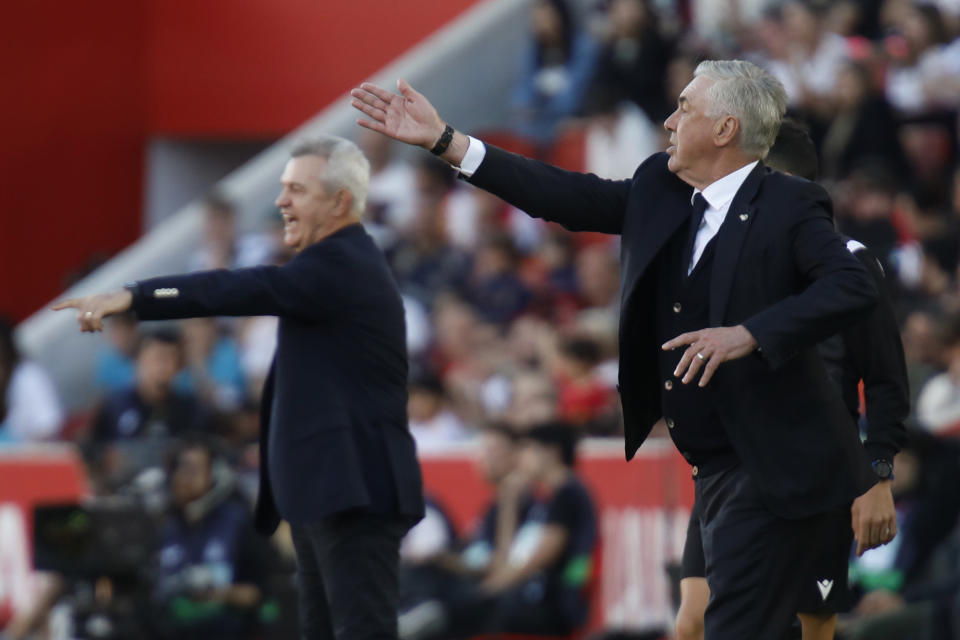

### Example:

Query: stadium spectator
xmin=398 ymin=423 xmax=532 ymax=639
xmin=90 ymin=330 xmax=210 ymax=443
xmin=153 ymin=437 xmax=267 ymax=640
xmin=771 ymin=0 xmax=851 ymax=110
xmin=465 ymin=233 xmax=532 ymax=326
xmin=916 ymin=315 xmax=960 ymax=434
xmin=401 ymin=422 xmax=596 ymax=638
xmin=176 ymin=317 xmax=247 ymax=413
xmin=358 ymin=127 xmax=418 ymax=247
xmin=511 ymin=0 xmax=598 ymax=145
xmin=554 ymin=335 xmax=617 ymax=435
xmin=583 ymin=85 xmax=661 ymax=181
xmin=390 ymin=175 xmax=471 ymax=308
xmin=819 ymin=61 xmax=907 ymax=180
xmin=589 ymin=0 xmax=673 ymax=122
xmin=94 ymin=312 xmax=139 ymax=392
xmin=188 ymin=192 xmax=275 ymax=273
xmin=843 ymin=431 xmax=960 ymax=639
xmin=471 ymin=422 xmax=597 ymax=635
xmin=407 ymin=371 xmax=472 ymax=452
xmin=0 ymin=316 xmax=63 ymax=443
xmin=884 ymin=3 xmax=960 ymax=115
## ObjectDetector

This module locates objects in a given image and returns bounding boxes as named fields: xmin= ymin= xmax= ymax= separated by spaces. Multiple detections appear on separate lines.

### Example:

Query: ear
xmin=333 ymin=189 xmax=355 ymax=217
xmin=713 ymin=115 xmax=740 ymax=148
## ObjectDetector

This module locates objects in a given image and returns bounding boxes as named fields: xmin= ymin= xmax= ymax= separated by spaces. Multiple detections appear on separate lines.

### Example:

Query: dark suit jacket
xmin=468 ymin=146 xmax=879 ymax=518
xmin=130 ymin=224 xmax=424 ymax=534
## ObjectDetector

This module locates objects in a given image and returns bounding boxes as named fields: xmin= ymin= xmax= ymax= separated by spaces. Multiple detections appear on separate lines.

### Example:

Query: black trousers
xmin=291 ymin=510 xmax=411 ymax=640
xmin=697 ymin=465 xmax=852 ymax=640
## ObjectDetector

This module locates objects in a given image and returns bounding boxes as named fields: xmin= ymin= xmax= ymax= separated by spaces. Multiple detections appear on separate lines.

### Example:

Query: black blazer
xmin=130 ymin=224 xmax=424 ymax=534
xmin=468 ymin=146 xmax=880 ymax=518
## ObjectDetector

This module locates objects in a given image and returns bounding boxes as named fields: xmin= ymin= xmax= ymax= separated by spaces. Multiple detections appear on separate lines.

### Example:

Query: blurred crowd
xmin=3 ymin=0 xmax=960 ymax=637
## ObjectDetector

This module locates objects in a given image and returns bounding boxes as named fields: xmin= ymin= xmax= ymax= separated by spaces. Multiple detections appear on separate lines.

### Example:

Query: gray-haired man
xmin=351 ymin=61 xmax=891 ymax=638
xmin=56 ymin=136 xmax=425 ymax=640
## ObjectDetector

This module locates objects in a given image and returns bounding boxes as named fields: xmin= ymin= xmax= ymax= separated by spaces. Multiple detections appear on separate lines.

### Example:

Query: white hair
xmin=694 ymin=60 xmax=787 ymax=160
xmin=290 ymin=135 xmax=370 ymax=215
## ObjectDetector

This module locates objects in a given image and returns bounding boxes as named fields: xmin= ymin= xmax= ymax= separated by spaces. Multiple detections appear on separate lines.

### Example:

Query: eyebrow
xmin=678 ymin=96 xmax=689 ymax=107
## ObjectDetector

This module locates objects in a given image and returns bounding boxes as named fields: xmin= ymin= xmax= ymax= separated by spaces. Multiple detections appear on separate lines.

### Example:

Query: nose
xmin=275 ymin=191 xmax=289 ymax=208
xmin=664 ymin=109 xmax=678 ymax=132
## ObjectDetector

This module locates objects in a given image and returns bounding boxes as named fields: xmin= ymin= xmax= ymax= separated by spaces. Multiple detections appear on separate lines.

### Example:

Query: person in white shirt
xmin=0 ymin=318 xmax=63 ymax=443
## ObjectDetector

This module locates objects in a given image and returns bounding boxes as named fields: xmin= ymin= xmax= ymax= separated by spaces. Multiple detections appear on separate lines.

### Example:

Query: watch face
xmin=874 ymin=461 xmax=893 ymax=479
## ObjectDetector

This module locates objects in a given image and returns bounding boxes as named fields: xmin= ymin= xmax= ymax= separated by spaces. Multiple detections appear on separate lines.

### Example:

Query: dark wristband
xmin=430 ymin=123 xmax=454 ymax=156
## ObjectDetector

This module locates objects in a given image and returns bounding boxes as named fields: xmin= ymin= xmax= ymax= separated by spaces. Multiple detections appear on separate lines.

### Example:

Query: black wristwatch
xmin=872 ymin=459 xmax=894 ymax=481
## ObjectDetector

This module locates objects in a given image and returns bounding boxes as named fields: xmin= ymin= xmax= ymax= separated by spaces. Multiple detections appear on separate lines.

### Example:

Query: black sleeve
xmin=130 ymin=248 xmax=347 ymax=322
xmin=842 ymin=247 xmax=910 ymax=461
xmin=467 ymin=144 xmax=632 ymax=234
xmin=743 ymin=182 xmax=879 ymax=369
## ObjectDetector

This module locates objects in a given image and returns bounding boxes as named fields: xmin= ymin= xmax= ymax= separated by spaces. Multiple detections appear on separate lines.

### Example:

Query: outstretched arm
xmin=351 ymin=80 xmax=631 ymax=234
xmin=53 ymin=258 xmax=341 ymax=332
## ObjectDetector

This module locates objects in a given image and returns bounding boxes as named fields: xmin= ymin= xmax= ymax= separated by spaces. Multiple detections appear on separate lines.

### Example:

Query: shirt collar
xmin=690 ymin=161 xmax=760 ymax=210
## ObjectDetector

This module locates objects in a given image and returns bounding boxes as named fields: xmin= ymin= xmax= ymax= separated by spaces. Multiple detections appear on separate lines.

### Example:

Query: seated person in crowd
xmin=188 ymin=191 xmax=275 ymax=272
xmin=88 ymin=330 xmax=211 ymax=489
xmin=94 ymin=312 xmax=139 ymax=392
xmin=401 ymin=422 xmax=597 ymax=639
xmin=842 ymin=431 xmax=960 ymax=640
xmin=153 ymin=437 xmax=267 ymax=640
xmin=399 ymin=423 xmax=532 ymax=638
xmin=0 ymin=316 xmax=63 ymax=443
xmin=407 ymin=371 xmax=472 ymax=453
xmin=176 ymin=317 xmax=247 ymax=414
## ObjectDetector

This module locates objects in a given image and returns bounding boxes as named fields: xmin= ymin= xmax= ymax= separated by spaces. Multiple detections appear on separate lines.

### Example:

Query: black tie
xmin=684 ymin=193 xmax=709 ymax=275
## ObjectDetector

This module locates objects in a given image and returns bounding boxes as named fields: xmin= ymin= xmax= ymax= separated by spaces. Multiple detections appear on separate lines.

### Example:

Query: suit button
xmin=692 ymin=465 xmax=699 ymax=477
xmin=673 ymin=302 xmax=682 ymax=313
xmin=666 ymin=418 xmax=675 ymax=429
xmin=664 ymin=380 xmax=673 ymax=390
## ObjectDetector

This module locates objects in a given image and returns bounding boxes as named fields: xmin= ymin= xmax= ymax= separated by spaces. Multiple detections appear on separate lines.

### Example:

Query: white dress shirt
xmin=687 ymin=161 xmax=758 ymax=274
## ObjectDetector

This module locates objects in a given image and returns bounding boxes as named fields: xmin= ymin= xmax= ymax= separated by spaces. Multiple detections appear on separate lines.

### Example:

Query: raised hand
xmin=351 ymin=80 xmax=445 ymax=149
xmin=52 ymin=290 xmax=133 ymax=333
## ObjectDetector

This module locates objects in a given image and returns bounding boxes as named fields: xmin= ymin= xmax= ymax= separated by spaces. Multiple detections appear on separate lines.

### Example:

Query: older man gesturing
xmin=353 ymin=62 xmax=889 ymax=639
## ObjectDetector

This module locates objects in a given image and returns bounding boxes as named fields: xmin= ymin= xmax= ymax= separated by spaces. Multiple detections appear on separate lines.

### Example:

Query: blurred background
xmin=1 ymin=0 xmax=960 ymax=638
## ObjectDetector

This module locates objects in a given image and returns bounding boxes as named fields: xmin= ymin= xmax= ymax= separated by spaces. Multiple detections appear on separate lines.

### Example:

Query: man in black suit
xmin=55 ymin=135 xmax=425 ymax=640
xmin=351 ymin=62 xmax=890 ymax=639
xmin=675 ymin=119 xmax=909 ymax=640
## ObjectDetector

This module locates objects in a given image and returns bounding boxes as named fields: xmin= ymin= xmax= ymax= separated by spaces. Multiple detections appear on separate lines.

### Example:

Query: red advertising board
xmin=0 ymin=439 xmax=693 ymax=632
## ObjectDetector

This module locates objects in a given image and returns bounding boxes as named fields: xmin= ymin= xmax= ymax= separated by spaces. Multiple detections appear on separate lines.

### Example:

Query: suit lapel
xmin=623 ymin=187 xmax=691 ymax=290
xmin=709 ymin=163 xmax=766 ymax=326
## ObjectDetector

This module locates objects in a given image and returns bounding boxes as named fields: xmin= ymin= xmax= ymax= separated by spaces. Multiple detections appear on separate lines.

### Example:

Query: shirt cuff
xmin=457 ymin=136 xmax=486 ymax=178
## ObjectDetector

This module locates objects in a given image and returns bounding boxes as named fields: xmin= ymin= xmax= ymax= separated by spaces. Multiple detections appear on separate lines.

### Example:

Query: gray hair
xmin=290 ymin=135 xmax=370 ymax=215
xmin=694 ymin=60 xmax=787 ymax=160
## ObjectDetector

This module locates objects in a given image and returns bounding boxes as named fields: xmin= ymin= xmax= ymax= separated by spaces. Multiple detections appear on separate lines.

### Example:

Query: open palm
xmin=351 ymin=80 xmax=444 ymax=148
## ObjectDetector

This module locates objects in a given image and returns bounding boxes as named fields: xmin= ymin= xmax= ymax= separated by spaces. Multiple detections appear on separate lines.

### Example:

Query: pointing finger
xmin=52 ymin=299 xmax=79 ymax=311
